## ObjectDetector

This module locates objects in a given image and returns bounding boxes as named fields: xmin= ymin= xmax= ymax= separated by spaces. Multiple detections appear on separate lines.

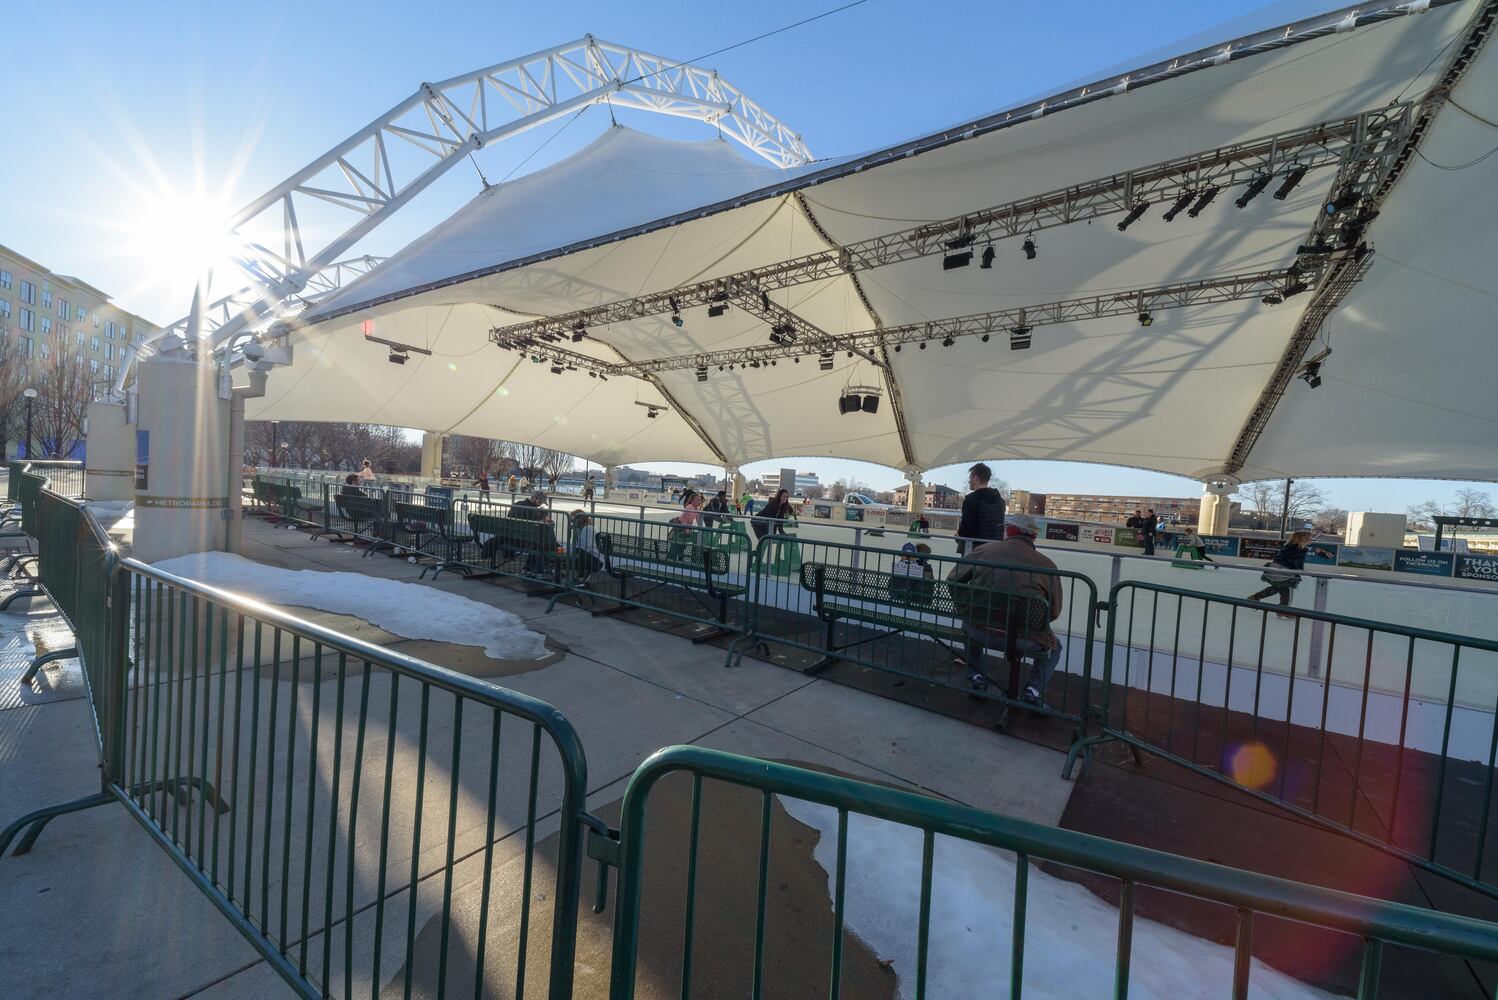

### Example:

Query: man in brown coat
xmin=946 ymin=514 xmax=1064 ymax=703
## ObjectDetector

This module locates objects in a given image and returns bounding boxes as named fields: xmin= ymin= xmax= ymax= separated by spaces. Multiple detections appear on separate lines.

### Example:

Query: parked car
xmin=844 ymin=493 xmax=893 ymax=511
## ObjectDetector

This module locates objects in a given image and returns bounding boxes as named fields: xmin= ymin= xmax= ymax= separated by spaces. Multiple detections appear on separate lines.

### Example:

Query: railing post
xmin=1307 ymin=576 xmax=1330 ymax=678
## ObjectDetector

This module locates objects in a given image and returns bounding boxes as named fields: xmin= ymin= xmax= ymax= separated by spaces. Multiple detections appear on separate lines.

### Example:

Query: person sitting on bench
xmin=340 ymin=474 xmax=364 ymax=498
xmin=946 ymin=514 xmax=1064 ymax=703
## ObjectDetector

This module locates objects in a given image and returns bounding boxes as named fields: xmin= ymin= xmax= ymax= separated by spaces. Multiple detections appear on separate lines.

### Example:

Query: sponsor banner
xmin=136 ymin=495 xmax=230 ymax=510
xmin=1238 ymin=538 xmax=1283 ymax=561
xmin=1304 ymin=542 xmax=1339 ymax=566
xmin=1078 ymin=525 xmax=1115 ymax=545
xmin=1113 ymin=527 xmax=1138 ymax=547
xmin=844 ymin=506 xmax=865 ymax=522
xmin=1455 ymin=553 xmax=1498 ymax=582
xmin=626 ymin=490 xmax=641 ymax=500
xmin=134 ymin=429 xmax=150 ymax=490
xmin=1338 ymin=546 xmax=1395 ymax=572
xmin=1395 ymin=550 xmax=1455 ymax=577
xmin=884 ymin=509 xmax=910 ymax=527
xmin=812 ymin=503 xmax=833 ymax=519
xmin=1044 ymin=521 xmax=1080 ymax=542
xmin=88 ymin=468 xmax=134 ymax=477
xmin=1202 ymin=535 xmax=1239 ymax=557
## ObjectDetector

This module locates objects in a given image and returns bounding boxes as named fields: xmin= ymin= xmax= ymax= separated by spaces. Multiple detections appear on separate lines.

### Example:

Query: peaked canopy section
xmin=249 ymin=0 xmax=1498 ymax=485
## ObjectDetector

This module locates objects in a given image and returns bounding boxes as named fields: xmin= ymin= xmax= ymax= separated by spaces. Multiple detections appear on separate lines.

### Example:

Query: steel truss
xmin=120 ymin=36 xmax=811 ymax=389
xmin=487 ymin=104 xmax=1419 ymax=346
xmin=496 ymin=265 xmax=1315 ymax=380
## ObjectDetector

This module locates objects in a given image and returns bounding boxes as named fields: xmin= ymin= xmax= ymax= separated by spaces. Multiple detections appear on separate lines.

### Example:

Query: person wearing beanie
xmin=947 ymin=513 xmax=1064 ymax=704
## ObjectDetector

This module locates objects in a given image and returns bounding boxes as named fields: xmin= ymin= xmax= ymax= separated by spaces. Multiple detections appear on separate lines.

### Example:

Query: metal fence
xmin=737 ymin=533 xmax=1101 ymax=750
xmin=608 ymin=745 xmax=1498 ymax=1000
xmin=1099 ymin=580 xmax=1498 ymax=901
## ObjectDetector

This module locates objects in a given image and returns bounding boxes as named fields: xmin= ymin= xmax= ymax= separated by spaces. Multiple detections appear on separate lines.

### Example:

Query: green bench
xmin=329 ymin=492 xmax=391 ymax=551
xmin=595 ymin=530 xmax=746 ymax=638
xmin=392 ymin=501 xmax=472 ymax=578
xmin=799 ymin=562 xmax=1050 ymax=696
xmin=466 ymin=512 xmax=564 ymax=586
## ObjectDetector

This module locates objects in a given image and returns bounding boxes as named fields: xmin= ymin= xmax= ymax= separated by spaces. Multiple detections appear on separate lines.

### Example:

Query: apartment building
xmin=0 ymin=242 xmax=160 ymax=386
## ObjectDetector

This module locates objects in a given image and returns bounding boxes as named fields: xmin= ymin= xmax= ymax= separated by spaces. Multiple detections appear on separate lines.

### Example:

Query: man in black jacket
xmin=957 ymin=462 xmax=1006 ymax=555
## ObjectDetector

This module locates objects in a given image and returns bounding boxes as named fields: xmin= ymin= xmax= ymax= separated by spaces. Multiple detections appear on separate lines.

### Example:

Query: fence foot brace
xmin=3 ymin=552 xmax=38 ymax=577
xmin=1062 ymin=733 xmax=1112 ymax=781
xmin=1 ymin=791 xmax=115 ymax=857
xmin=21 ymin=646 xmax=78 ymax=686
xmin=0 ymin=588 xmax=52 ymax=613
xmin=129 ymin=776 xmax=232 ymax=814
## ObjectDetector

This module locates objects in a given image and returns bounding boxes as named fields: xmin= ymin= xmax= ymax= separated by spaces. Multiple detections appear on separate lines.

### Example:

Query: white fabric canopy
xmin=250 ymin=0 xmax=1496 ymax=483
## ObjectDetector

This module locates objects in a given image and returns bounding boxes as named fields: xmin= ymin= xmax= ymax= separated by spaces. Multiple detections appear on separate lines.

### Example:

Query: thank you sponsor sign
xmin=1455 ymin=553 xmax=1498 ymax=582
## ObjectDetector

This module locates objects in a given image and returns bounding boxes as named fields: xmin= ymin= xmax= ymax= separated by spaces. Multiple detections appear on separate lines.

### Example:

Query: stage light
xmin=942 ymin=336 xmax=954 ymax=347
xmin=1162 ymin=190 xmax=1194 ymax=222
xmin=598 ymin=374 xmax=607 ymax=382
xmin=1187 ymin=185 xmax=1219 ymax=217
xmin=893 ymin=344 xmax=902 ymax=352
xmin=1297 ymin=239 xmax=1335 ymax=256
xmin=1117 ymin=201 xmax=1148 ymax=231
xmin=1325 ymin=190 xmax=1360 ymax=216
xmin=918 ymin=341 xmax=927 ymax=349
xmin=1273 ymin=165 xmax=1308 ymax=200
xmin=589 ymin=370 xmax=598 ymax=377
xmin=768 ymin=322 xmax=797 ymax=346
xmin=980 ymin=245 xmax=995 ymax=269
xmin=819 ymin=351 xmax=834 ymax=371
xmin=1352 ymin=241 xmax=1371 ymax=263
xmin=1235 ymin=175 xmax=1271 ymax=209
xmin=1010 ymin=324 xmax=1033 ymax=350
xmin=760 ymin=291 xmax=771 ymax=311
xmin=838 ymin=393 xmax=861 ymax=415
xmin=669 ymin=296 xmax=683 ymax=327
xmin=1261 ymin=291 xmax=1285 ymax=305
xmin=707 ymin=303 xmax=728 ymax=318
xmin=1300 ymin=362 xmax=1323 ymax=388
xmin=570 ymin=321 xmax=586 ymax=342
xmin=861 ymin=394 xmax=880 ymax=413
xmin=943 ymin=250 xmax=973 ymax=270
xmin=646 ymin=407 xmax=659 ymax=418
xmin=981 ymin=333 xmax=990 ymax=342
xmin=1137 ymin=312 xmax=1153 ymax=327
xmin=1283 ymin=280 xmax=1310 ymax=298
xmin=1022 ymin=236 xmax=1037 ymax=260
xmin=696 ymin=365 xmax=708 ymax=382
xmin=550 ymin=365 xmax=564 ymax=374
xmin=388 ymin=350 xmax=408 ymax=365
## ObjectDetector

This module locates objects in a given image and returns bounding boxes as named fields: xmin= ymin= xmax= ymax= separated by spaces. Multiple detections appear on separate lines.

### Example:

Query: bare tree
xmin=828 ymin=479 xmax=848 ymax=501
xmin=802 ymin=484 xmax=825 ymax=500
xmin=1405 ymin=500 xmax=1441 ymax=532
xmin=244 ymin=421 xmax=418 ymax=472
xmin=1453 ymin=487 xmax=1496 ymax=519
xmin=538 ymin=448 xmax=573 ymax=483
xmin=1240 ymin=479 xmax=1328 ymax=527
xmin=1407 ymin=488 xmax=1496 ymax=530
xmin=30 ymin=340 xmax=103 ymax=457
xmin=449 ymin=435 xmax=512 ymax=478
xmin=1311 ymin=507 xmax=1349 ymax=534
xmin=508 ymin=443 xmax=547 ymax=479
xmin=0 ymin=336 xmax=30 ymax=458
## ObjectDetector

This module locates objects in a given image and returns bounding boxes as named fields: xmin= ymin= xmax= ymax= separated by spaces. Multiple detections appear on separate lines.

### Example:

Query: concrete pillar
xmin=730 ymin=468 xmax=747 ymax=502
xmin=132 ymin=346 xmax=230 ymax=563
xmin=84 ymin=400 xmax=135 ymax=500
xmin=906 ymin=471 xmax=926 ymax=515
xmin=1198 ymin=490 xmax=1231 ymax=535
xmin=420 ymin=432 xmax=445 ymax=480
xmin=225 ymin=371 xmax=268 ymax=555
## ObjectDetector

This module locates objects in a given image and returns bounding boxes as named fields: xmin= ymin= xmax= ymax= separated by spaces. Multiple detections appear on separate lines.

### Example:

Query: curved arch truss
xmin=119 ymin=35 xmax=811 ymax=389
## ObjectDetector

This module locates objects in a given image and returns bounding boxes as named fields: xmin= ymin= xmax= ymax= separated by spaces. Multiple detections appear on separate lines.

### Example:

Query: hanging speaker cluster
xmin=839 ymin=384 xmax=882 ymax=415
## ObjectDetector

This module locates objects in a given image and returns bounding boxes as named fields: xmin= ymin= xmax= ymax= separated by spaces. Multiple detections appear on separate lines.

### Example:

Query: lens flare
xmin=1225 ymin=740 xmax=1278 ymax=789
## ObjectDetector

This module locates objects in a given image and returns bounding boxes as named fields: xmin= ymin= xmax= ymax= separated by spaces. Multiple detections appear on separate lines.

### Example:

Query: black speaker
xmin=838 ymin=394 xmax=860 ymax=414
xmin=861 ymin=394 xmax=880 ymax=413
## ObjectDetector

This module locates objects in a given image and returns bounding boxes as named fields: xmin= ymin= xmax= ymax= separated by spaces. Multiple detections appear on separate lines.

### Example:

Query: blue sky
xmin=3 ymin=0 xmax=1488 ymax=510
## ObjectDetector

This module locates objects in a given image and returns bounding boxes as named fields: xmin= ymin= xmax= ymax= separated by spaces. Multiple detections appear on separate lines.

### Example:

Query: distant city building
xmin=1008 ymin=490 xmax=1048 ymax=515
xmin=794 ymin=471 xmax=820 ymax=492
xmin=1026 ymin=492 xmax=1239 ymax=525
xmin=892 ymin=482 xmax=963 ymax=510
xmin=0 ymin=242 xmax=160 ymax=388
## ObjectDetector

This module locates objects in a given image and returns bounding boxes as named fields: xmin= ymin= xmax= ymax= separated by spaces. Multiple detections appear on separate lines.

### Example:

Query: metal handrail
xmin=610 ymin=745 xmax=1498 ymax=999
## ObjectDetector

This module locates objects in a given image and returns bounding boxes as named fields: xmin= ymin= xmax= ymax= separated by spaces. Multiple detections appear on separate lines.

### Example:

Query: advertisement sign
xmin=844 ymin=506 xmax=865 ymax=522
xmin=884 ymin=509 xmax=909 ymax=527
xmin=627 ymin=490 xmax=641 ymax=500
xmin=1044 ymin=521 xmax=1080 ymax=542
xmin=1395 ymin=550 xmax=1455 ymax=577
xmin=813 ymin=503 xmax=833 ymax=519
xmin=424 ymin=485 xmax=453 ymax=509
xmin=1303 ymin=542 xmax=1339 ymax=567
xmin=1337 ymin=546 xmax=1396 ymax=572
xmin=1202 ymin=535 xmax=1239 ymax=557
xmin=134 ymin=429 xmax=149 ymax=490
xmin=1113 ymin=527 xmax=1138 ymax=547
xmin=1238 ymin=538 xmax=1283 ymax=561
xmin=1079 ymin=525 xmax=1115 ymax=545
xmin=1455 ymin=553 xmax=1498 ymax=582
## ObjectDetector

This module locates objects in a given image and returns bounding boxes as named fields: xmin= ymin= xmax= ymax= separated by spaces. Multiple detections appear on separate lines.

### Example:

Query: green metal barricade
xmin=1098 ymin=580 xmax=1498 ymax=901
xmin=608 ymin=744 xmax=1498 ymax=1000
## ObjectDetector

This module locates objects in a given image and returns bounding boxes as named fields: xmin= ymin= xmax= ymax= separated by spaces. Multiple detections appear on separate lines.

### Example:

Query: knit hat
xmin=1006 ymin=514 xmax=1040 ymax=538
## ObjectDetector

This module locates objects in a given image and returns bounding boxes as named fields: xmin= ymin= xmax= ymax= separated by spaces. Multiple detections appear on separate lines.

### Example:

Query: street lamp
xmin=21 ymin=388 xmax=37 ymax=460
xmin=271 ymin=420 xmax=280 ymax=468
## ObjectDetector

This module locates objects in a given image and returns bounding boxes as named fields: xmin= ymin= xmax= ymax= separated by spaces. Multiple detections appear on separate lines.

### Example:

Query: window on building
xmin=104 ymin=364 xmax=114 ymax=379
xmin=0 ymin=299 xmax=9 ymax=319
xmin=134 ymin=331 xmax=144 ymax=342
xmin=105 ymin=343 xmax=114 ymax=360
xmin=20 ymin=280 xmax=35 ymax=304
xmin=75 ymin=329 xmax=84 ymax=345
xmin=90 ymin=335 xmax=100 ymax=351
xmin=41 ymin=288 xmax=52 ymax=308
xmin=76 ymin=305 xmax=85 ymax=322
xmin=39 ymin=342 xmax=50 ymax=360
xmin=20 ymin=308 xmax=34 ymax=331
xmin=104 ymin=321 xmax=113 ymax=339
xmin=0 ymin=269 xmax=10 ymax=289
xmin=89 ymin=359 xmax=98 ymax=372
xmin=40 ymin=316 xmax=51 ymax=335
xmin=57 ymin=297 xmax=68 ymax=318
xmin=92 ymin=315 xmax=100 ymax=328
xmin=19 ymin=335 xmax=34 ymax=356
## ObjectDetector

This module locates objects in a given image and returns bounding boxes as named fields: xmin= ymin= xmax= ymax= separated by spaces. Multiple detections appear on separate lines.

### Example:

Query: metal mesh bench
xmin=596 ymin=531 xmax=745 ymax=636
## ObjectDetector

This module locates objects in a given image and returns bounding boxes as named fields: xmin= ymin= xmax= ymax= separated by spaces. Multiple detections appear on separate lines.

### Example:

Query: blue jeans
xmin=963 ymin=625 xmax=1063 ymax=695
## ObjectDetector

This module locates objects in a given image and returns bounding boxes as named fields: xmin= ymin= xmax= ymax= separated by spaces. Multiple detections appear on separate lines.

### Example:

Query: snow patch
xmin=778 ymin=797 xmax=1333 ymax=1000
xmin=153 ymin=551 xmax=549 ymax=661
